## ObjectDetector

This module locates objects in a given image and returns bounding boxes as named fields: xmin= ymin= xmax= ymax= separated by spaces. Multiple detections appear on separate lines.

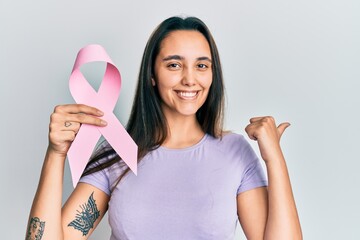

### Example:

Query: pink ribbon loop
xmin=68 ymin=44 xmax=138 ymax=188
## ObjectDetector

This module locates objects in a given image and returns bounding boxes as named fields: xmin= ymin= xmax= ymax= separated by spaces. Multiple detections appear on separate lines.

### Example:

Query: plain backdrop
xmin=1 ymin=0 xmax=359 ymax=239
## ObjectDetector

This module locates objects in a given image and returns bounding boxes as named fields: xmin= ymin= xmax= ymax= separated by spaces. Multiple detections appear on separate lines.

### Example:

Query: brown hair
xmin=82 ymin=16 xmax=225 ymax=192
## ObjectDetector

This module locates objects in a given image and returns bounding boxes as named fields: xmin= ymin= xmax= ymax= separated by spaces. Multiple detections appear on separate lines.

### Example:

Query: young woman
xmin=26 ymin=16 xmax=302 ymax=240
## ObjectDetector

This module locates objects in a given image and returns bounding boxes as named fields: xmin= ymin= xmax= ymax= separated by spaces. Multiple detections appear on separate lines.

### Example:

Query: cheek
xmin=156 ymin=72 xmax=181 ymax=90
xmin=156 ymin=81 xmax=174 ymax=101
xmin=199 ymin=72 xmax=213 ymax=89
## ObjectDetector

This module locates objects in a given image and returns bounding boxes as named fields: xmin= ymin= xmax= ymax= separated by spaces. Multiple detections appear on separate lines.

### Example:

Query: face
xmin=153 ymin=30 xmax=213 ymax=119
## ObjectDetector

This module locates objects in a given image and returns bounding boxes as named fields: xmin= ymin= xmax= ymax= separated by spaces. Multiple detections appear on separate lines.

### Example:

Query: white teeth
xmin=175 ymin=91 xmax=199 ymax=100
xmin=179 ymin=91 xmax=197 ymax=97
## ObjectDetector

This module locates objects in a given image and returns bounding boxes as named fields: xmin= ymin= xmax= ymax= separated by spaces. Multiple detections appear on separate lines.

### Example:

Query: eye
xmin=197 ymin=63 xmax=209 ymax=69
xmin=167 ymin=63 xmax=181 ymax=69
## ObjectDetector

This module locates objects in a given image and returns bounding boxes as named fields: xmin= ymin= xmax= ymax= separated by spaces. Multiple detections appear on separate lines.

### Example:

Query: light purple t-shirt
xmin=79 ymin=133 xmax=267 ymax=240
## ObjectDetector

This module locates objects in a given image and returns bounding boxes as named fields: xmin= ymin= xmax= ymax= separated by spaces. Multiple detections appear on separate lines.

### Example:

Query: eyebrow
xmin=162 ymin=55 xmax=212 ymax=63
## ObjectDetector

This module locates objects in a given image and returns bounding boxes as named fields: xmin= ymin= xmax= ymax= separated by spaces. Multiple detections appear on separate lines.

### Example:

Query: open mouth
xmin=175 ymin=90 xmax=199 ymax=100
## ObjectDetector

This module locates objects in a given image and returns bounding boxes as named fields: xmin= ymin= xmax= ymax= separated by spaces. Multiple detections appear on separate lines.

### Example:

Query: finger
xmin=62 ymin=131 xmax=77 ymax=142
xmin=54 ymin=104 xmax=104 ymax=116
xmin=249 ymin=116 xmax=266 ymax=123
xmin=49 ymin=130 xmax=76 ymax=143
xmin=277 ymin=122 xmax=291 ymax=137
xmin=61 ymin=121 xmax=81 ymax=133
xmin=245 ymin=124 xmax=258 ymax=141
xmin=66 ymin=113 xmax=107 ymax=127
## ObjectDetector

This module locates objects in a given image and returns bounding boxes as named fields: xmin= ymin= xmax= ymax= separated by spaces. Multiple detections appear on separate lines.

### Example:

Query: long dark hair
xmin=82 ymin=16 xmax=225 ymax=191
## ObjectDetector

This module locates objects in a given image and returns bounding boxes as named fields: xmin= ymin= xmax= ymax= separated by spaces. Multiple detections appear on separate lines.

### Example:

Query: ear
xmin=151 ymin=77 xmax=156 ymax=86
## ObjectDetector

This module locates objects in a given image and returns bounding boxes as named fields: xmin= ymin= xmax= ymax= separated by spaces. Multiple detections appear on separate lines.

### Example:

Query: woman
xmin=26 ymin=16 xmax=302 ymax=239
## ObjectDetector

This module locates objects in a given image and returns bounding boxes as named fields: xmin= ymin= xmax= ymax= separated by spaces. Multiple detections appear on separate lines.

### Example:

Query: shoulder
xmin=204 ymin=131 xmax=260 ymax=165
xmin=80 ymin=140 xmax=125 ymax=193
xmin=205 ymin=132 xmax=250 ymax=153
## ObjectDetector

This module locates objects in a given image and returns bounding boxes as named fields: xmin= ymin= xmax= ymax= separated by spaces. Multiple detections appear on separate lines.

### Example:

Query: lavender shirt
xmin=79 ymin=133 xmax=267 ymax=240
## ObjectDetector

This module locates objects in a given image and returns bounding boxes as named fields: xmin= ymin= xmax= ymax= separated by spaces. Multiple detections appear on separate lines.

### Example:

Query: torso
xmin=99 ymin=133 xmax=267 ymax=240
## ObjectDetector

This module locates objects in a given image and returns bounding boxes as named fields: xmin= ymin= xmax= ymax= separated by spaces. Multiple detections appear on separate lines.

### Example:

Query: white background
xmin=1 ymin=0 xmax=359 ymax=239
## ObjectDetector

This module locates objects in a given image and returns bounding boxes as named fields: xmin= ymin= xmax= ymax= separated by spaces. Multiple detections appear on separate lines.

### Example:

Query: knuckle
xmin=263 ymin=117 xmax=270 ymax=122
xmin=74 ymin=124 xmax=81 ymax=133
xmin=49 ymin=122 xmax=56 ymax=131
xmin=54 ymin=105 xmax=63 ymax=113
xmin=265 ymin=116 xmax=274 ymax=122
xmin=78 ymin=104 xmax=88 ymax=111
xmin=76 ymin=103 xmax=84 ymax=110
xmin=50 ymin=112 xmax=58 ymax=122
xmin=77 ymin=113 xmax=86 ymax=121
xmin=49 ymin=131 xmax=57 ymax=140
xmin=262 ymin=117 xmax=272 ymax=125
xmin=70 ymin=132 xmax=76 ymax=141
xmin=50 ymin=113 xmax=55 ymax=121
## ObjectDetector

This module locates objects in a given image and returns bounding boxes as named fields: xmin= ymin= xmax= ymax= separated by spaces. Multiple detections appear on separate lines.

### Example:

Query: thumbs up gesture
xmin=245 ymin=116 xmax=290 ymax=163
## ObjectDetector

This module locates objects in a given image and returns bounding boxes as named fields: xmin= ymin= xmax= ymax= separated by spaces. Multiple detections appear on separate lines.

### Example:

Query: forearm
xmin=26 ymin=148 xmax=65 ymax=239
xmin=264 ymin=152 xmax=302 ymax=240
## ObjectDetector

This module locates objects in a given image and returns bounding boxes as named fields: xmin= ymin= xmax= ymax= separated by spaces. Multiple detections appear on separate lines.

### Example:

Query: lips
xmin=175 ymin=90 xmax=199 ymax=100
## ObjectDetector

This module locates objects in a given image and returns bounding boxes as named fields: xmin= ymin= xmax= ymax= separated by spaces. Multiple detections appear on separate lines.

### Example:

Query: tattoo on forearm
xmin=26 ymin=217 xmax=45 ymax=240
xmin=68 ymin=192 xmax=100 ymax=236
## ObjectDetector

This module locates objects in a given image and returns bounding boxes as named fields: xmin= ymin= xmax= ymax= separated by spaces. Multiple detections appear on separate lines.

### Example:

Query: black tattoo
xmin=68 ymin=192 xmax=100 ymax=236
xmin=26 ymin=217 xmax=45 ymax=240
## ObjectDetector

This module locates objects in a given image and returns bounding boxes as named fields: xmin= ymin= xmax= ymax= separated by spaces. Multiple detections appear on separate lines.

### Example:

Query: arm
xmin=62 ymin=183 xmax=109 ymax=239
xmin=263 ymin=147 xmax=302 ymax=239
xmin=237 ymin=116 xmax=302 ymax=240
xmin=25 ymin=104 xmax=109 ymax=240
xmin=237 ymin=187 xmax=268 ymax=239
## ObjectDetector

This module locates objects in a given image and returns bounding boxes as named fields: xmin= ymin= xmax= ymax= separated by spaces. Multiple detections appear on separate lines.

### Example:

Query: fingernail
xmin=101 ymin=120 xmax=107 ymax=126
xmin=97 ymin=110 xmax=104 ymax=116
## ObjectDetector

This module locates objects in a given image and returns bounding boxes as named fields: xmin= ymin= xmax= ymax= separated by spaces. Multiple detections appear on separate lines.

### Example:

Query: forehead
xmin=158 ymin=30 xmax=211 ymax=57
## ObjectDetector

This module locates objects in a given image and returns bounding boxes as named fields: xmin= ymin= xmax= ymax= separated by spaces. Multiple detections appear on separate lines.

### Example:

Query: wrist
xmin=46 ymin=146 xmax=67 ymax=160
xmin=261 ymin=145 xmax=284 ymax=163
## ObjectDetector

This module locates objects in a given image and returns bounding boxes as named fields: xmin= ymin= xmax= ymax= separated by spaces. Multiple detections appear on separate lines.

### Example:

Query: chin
xmin=162 ymin=102 xmax=203 ymax=118
xmin=177 ymin=107 xmax=201 ymax=117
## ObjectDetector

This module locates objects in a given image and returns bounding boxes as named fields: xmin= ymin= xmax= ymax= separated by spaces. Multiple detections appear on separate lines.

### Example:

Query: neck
xmin=162 ymin=110 xmax=205 ymax=149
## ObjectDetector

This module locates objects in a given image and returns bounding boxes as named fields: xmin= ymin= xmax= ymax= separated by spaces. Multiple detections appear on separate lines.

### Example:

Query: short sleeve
xmin=236 ymin=138 xmax=268 ymax=194
xmin=78 ymin=142 xmax=113 ymax=196
xmin=79 ymin=167 xmax=111 ymax=196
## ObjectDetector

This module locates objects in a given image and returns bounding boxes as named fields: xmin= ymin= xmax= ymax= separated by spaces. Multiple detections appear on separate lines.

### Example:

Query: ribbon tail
xmin=100 ymin=113 xmax=138 ymax=175
xmin=67 ymin=124 xmax=101 ymax=188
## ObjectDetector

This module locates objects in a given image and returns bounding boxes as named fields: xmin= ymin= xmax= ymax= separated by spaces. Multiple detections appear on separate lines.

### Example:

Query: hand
xmin=47 ymin=104 xmax=107 ymax=157
xmin=245 ymin=116 xmax=290 ymax=163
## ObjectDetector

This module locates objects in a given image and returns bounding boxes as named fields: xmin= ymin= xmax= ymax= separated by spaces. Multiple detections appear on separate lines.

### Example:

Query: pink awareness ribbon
xmin=67 ymin=44 xmax=138 ymax=188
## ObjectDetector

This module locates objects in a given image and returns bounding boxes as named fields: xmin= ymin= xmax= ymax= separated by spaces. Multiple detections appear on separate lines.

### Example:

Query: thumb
xmin=277 ymin=122 xmax=291 ymax=138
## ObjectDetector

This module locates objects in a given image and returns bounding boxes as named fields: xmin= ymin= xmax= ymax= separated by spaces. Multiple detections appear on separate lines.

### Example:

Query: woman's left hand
xmin=245 ymin=116 xmax=290 ymax=163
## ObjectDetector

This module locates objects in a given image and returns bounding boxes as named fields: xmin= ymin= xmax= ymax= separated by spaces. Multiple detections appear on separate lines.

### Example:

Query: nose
xmin=181 ymin=67 xmax=196 ymax=86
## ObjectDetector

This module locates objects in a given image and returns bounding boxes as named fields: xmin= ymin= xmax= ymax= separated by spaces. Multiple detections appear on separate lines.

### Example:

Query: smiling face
xmin=153 ymin=30 xmax=213 ymax=120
